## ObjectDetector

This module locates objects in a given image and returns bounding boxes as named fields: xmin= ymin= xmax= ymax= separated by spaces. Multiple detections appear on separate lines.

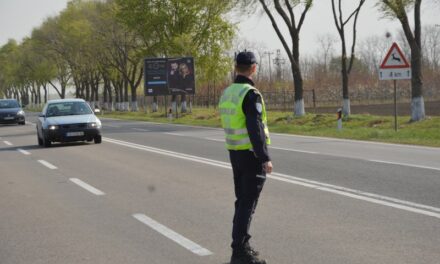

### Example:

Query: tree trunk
xmin=181 ymin=94 xmax=187 ymax=113
xmin=130 ymin=83 xmax=138 ymax=112
xmin=341 ymin=54 xmax=351 ymax=116
xmin=292 ymin=66 xmax=305 ymax=116
xmin=43 ymin=84 xmax=48 ymax=103
xmin=152 ymin=96 xmax=158 ymax=112
xmin=410 ymin=43 xmax=425 ymax=121
xmin=171 ymin=95 xmax=177 ymax=114
xmin=124 ymin=79 xmax=129 ymax=111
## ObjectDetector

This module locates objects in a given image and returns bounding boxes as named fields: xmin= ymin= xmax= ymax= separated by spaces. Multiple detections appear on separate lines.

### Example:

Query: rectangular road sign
xmin=379 ymin=68 xmax=411 ymax=80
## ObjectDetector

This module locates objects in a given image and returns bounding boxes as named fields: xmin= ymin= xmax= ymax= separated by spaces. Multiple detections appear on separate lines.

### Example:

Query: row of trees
xmin=238 ymin=0 xmax=436 ymax=121
xmin=0 ymin=0 xmax=438 ymax=121
xmin=0 ymin=0 xmax=234 ymax=113
xmin=239 ymin=24 xmax=439 ymax=105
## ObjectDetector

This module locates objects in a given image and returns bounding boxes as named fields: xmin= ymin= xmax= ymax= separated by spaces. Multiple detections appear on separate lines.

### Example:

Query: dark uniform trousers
xmin=229 ymin=149 xmax=266 ymax=249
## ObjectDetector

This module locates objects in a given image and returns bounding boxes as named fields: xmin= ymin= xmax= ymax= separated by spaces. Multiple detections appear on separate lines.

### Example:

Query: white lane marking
xmin=273 ymin=132 xmax=440 ymax=151
xmin=164 ymin=132 xmax=185 ymax=136
xmin=17 ymin=148 xmax=31 ymax=155
xmin=270 ymin=174 xmax=440 ymax=219
xmin=104 ymin=137 xmax=440 ymax=219
xmin=271 ymin=172 xmax=440 ymax=213
xmin=38 ymin=160 xmax=58 ymax=170
xmin=370 ymin=159 xmax=440 ymax=172
xmin=133 ymin=214 xmax=212 ymax=256
xmin=204 ymin=137 xmax=438 ymax=171
xmin=102 ymin=117 xmax=440 ymax=151
xmin=132 ymin=128 xmax=150 ymax=132
xmin=26 ymin=121 xmax=36 ymax=126
xmin=4 ymin=141 xmax=13 ymax=146
xmin=204 ymin=138 xmax=224 ymax=142
xmin=104 ymin=138 xmax=230 ymax=169
xmin=101 ymin=118 xmax=440 ymax=168
xmin=271 ymin=146 xmax=318 ymax=154
xmin=70 ymin=178 xmax=105 ymax=196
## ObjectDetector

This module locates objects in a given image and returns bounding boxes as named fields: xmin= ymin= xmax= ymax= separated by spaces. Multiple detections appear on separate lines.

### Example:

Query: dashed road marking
xmin=70 ymin=178 xmax=105 ymax=196
xmin=17 ymin=148 xmax=31 ymax=155
xmin=4 ymin=141 xmax=13 ymax=146
xmin=133 ymin=214 xmax=212 ymax=256
xmin=38 ymin=160 xmax=58 ymax=170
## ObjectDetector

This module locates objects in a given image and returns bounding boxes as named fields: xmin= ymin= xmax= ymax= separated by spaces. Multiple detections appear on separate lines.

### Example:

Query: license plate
xmin=3 ymin=117 xmax=14 ymax=120
xmin=66 ymin=131 xmax=84 ymax=137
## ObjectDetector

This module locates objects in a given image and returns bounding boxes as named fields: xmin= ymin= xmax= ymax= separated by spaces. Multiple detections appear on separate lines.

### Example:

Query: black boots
xmin=230 ymin=247 xmax=267 ymax=264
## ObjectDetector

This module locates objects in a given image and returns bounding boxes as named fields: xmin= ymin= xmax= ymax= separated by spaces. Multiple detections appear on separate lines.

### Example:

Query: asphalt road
xmin=1 ymin=113 xmax=439 ymax=264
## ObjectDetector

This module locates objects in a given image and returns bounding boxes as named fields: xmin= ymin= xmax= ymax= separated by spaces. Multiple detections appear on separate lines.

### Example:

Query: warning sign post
xmin=378 ymin=42 xmax=411 ymax=131
xmin=379 ymin=42 xmax=411 ymax=80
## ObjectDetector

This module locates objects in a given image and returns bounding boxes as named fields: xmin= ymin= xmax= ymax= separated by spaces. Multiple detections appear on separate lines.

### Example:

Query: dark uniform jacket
xmin=233 ymin=75 xmax=271 ymax=163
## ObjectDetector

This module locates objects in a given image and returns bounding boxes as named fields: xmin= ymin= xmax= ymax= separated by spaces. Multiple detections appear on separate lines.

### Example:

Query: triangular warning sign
xmin=380 ymin=42 xmax=410 ymax=69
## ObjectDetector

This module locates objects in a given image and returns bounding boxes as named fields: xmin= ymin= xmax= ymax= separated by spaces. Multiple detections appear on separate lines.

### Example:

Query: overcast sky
xmin=1 ymin=0 xmax=439 ymax=56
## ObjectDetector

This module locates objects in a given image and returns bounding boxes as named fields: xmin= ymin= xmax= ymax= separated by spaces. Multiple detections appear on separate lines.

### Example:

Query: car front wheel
xmin=42 ymin=132 xmax=51 ymax=148
xmin=37 ymin=134 xmax=43 ymax=146
xmin=94 ymin=135 xmax=102 ymax=144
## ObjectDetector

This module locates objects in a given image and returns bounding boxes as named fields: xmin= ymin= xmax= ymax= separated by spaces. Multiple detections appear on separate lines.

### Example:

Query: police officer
xmin=219 ymin=51 xmax=272 ymax=264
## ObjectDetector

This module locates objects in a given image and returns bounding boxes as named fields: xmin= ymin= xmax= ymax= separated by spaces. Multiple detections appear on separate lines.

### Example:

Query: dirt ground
xmin=306 ymin=100 xmax=440 ymax=116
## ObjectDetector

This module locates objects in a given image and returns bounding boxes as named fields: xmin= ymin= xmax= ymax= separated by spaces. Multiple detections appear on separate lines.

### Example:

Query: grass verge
xmin=101 ymin=108 xmax=440 ymax=147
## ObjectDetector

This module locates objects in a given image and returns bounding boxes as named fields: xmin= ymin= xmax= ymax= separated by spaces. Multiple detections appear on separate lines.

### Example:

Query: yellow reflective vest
xmin=219 ymin=83 xmax=270 ymax=150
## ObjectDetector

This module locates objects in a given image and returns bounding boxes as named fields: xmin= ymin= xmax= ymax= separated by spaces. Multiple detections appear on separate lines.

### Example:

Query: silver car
xmin=0 ymin=99 xmax=25 ymax=125
xmin=36 ymin=99 xmax=102 ymax=147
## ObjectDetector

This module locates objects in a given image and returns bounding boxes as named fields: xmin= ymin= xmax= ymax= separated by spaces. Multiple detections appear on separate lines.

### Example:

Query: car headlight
xmin=17 ymin=110 xmax=25 ymax=116
xmin=48 ymin=125 xmax=59 ymax=130
xmin=88 ymin=122 xmax=101 ymax=129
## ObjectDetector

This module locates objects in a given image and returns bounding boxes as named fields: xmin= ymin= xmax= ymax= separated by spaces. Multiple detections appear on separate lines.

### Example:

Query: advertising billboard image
xmin=144 ymin=57 xmax=195 ymax=96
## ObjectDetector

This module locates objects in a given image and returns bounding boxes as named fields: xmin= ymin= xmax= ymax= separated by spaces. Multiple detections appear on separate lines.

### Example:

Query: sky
xmin=0 ymin=0 xmax=439 ymax=56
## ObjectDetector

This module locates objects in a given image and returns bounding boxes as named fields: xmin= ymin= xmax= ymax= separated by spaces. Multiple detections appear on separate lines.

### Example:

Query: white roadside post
xmin=379 ymin=42 xmax=411 ymax=132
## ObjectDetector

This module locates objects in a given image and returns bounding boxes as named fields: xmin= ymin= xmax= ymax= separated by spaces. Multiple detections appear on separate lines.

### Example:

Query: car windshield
xmin=0 ymin=100 xmax=19 ymax=109
xmin=46 ymin=102 xmax=92 ymax=117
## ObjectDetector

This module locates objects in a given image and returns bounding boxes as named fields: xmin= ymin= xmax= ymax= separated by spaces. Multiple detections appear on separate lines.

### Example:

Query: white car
xmin=36 ymin=99 xmax=102 ymax=147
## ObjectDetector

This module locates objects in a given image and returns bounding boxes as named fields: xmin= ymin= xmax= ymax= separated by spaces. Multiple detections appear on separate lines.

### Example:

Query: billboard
xmin=144 ymin=57 xmax=195 ymax=96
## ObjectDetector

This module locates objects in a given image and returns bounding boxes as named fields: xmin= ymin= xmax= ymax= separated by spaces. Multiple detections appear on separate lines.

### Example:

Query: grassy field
xmin=101 ymin=108 xmax=440 ymax=147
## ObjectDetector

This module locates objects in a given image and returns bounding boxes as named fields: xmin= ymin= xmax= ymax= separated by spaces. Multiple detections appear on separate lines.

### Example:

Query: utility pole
xmin=273 ymin=49 xmax=286 ymax=81
xmin=264 ymin=51 xmax=274 ymax=88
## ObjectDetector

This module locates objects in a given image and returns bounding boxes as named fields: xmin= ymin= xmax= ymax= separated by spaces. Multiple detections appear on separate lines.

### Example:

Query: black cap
xmin=235 ymin=51 xmax=257 ymax=65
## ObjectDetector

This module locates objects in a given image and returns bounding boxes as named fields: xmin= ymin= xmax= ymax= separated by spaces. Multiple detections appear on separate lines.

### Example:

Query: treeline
xmin=263 ymin=28 xmax=440 ymax=105
xmin=0 ymin=0 xmax=234 ymax=112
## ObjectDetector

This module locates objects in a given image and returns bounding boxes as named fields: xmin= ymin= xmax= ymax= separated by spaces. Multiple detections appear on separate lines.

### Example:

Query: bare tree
xmin=359 ymin=35 xmax=390 ymax=74
xmin=422 ymin=24 xmax=440 ymax=70
xmin=316 ymin=34 xmax=338 ymax=73
xmin=331 ymin=0 xmax=366 ymax=116
xmin=232 ymin=37 xmax=269 ymax=83
xmin=237 ymin=0 xmax=313 ymax=116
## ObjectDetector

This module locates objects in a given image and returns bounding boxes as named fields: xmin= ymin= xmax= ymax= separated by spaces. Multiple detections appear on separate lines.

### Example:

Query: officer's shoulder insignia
xmin=255 ymin=103 xmax=263 ymax=113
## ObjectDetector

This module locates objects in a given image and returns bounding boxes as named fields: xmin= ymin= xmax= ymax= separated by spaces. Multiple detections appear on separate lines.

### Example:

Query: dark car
xmin=0 ymin=99 xmax=25 ymax=125
xmin=36 ymin=99 xmax=102 ymax=147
